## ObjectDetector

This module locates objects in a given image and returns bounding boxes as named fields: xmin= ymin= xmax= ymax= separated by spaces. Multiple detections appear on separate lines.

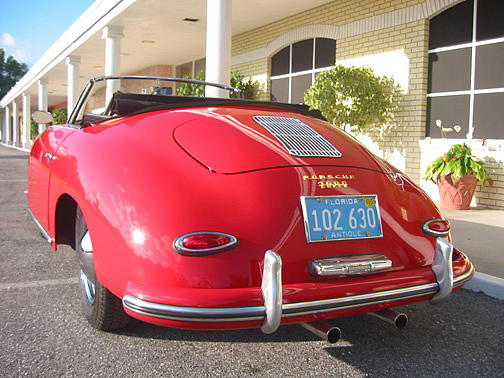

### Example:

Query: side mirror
xmin=32 ymin=110 xmax=53 ymax=125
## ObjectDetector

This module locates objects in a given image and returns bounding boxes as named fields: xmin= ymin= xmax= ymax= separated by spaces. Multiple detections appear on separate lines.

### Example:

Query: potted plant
xmin=424 ymin=143 xmax=493 ymax=210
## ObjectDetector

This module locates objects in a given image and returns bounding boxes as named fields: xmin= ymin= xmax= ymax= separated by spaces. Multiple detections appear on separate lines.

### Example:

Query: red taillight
xmin=422 ymin=218 xmax=450 ymax=237
xmin=174 ymin=232 xmax=238 ymax=255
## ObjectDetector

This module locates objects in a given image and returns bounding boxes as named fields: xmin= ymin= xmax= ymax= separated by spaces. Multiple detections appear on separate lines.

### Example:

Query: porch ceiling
xmin=23 ymin=0 xmax=332 ymax=107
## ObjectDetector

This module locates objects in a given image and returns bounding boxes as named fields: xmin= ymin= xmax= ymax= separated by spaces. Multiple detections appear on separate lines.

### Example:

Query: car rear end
xmin=116 ymin=104 xmax=473 ymax=332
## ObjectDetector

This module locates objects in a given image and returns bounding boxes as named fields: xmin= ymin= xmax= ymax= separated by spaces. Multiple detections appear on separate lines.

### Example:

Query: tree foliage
xmin=304 ymin=65 xmax=401 ymax=131
xmin=177 ymin=70 xmax=259 ymax=99
xmin=0 ymin=48 xmax=28 ymax=99
xmin=52 ymin=108 xmax=67 ymax=125
xmin=177 ymin=70 xmax=206 ymax=97
xmin=229 ymin=71 xmax=258 ymax=99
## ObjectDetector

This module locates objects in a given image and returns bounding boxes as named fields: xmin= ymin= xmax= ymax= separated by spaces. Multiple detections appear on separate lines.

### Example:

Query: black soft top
xmin=103 ymin=92 xmax=326 ymax=122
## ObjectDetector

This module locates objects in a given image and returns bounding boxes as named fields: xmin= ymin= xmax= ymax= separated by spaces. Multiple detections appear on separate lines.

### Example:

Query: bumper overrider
xmin=122 ymin=238 xmax=474 ymax=334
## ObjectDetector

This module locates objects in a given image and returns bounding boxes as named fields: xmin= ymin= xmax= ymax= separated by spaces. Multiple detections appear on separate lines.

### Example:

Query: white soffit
xmin=1 ymin=0 xmax=332 ymax=107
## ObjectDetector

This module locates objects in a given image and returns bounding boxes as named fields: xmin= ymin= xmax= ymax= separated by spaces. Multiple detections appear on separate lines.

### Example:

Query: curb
xmin=462 ymin=272 xmax=504 ymax=301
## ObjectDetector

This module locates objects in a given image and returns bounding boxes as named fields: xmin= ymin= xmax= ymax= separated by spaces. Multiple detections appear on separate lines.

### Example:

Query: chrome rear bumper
xmin=123 ymin=239 xmax=474 ymax=333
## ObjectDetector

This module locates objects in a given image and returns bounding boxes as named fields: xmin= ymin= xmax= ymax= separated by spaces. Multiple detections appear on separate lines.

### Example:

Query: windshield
xmin=69 ymin=76 xmax=241 ymax=126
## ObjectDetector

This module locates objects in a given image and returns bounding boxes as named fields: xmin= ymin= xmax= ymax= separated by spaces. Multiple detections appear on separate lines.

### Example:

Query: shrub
xmin=177 ymin=70 xmax=258 ymax=99
xmin=52 ymin=108 xmax=67 ymax=125
xmin=304 ymin=65 xmax=401 ymax=131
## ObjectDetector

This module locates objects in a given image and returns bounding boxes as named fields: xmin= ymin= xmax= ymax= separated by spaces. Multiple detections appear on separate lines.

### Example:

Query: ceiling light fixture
xmin=183 ymin=18 xmax=199 ymax=22
xmin=142 ymin=40 xmax=155 ymax=45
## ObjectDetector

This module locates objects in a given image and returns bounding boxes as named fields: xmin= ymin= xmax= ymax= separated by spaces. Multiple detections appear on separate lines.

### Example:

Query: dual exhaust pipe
xmin=301 ymin=309 xmax=407 ymax=344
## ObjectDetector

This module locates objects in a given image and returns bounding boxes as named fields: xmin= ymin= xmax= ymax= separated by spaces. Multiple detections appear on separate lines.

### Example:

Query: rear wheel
xmin=76 ymin=207 xmax=130 ymax=330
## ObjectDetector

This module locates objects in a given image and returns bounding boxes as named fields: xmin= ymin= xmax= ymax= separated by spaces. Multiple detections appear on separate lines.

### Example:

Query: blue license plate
xmin=300 ymin=195 xmax=383 ymax=242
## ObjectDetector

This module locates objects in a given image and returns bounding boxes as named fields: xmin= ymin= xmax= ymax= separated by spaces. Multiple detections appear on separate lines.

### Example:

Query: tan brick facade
xmin=230 ymin=0 xmax=504 ymax=209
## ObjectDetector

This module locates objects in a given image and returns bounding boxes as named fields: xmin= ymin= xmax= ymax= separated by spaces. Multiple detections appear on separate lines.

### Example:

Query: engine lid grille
xmin=253 ymin=116 xmax=341 ymax=158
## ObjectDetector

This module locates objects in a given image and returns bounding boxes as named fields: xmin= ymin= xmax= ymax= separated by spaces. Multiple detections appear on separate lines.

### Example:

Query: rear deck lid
xmin=173 ymin=106 xmax=382 ymax=174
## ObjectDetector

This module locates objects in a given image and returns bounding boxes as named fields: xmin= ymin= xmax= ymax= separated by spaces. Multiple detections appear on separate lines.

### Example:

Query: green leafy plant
xmin=177 ymin=70 xmax=206 ymax=97
xmin=230 ymin=71 xmax=258 ymax=99
xmin=30 ymin=119 xmax=38 ymax=138
xmin=52 ymin=108 xmax=67 ymax=125
xmin=424 ymin=144 xmax=493 ymax=186
xmin=177 ymin=70 xmax=259 ymax=99
xmin=304 ymin=65 xmax=401 ymax=130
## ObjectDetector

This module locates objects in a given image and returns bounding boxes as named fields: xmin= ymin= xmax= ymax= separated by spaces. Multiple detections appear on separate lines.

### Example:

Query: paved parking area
xmin=1 ymin=144 xmax=503 ymax=377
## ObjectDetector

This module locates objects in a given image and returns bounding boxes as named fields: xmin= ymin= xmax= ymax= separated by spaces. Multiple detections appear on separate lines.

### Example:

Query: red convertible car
xmin=28 ymin=76 xmax=473 ymax=342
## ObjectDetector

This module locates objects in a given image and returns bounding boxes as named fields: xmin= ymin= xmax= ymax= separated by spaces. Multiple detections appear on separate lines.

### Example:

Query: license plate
xmin=300 ymin=195 xmax=383 ymax=242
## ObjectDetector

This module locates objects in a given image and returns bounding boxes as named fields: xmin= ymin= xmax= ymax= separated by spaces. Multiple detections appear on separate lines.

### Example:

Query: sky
xmin=0 ymin=0 xmax=95 ymax=67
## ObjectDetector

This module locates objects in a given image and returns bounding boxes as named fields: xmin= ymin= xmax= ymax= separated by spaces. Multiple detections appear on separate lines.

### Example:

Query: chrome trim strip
xmin=123 ymin=295 xmax=265 ymax=322
xmin=26 ymin=208 xmax=54 ymax=245
xmin=122 ymin=264 xmax=474 ymax=323
xmin=311 ymin=253 xmax=392 ymax=276
xmin=431 ymin=238 xmax=454 ymax=302
xmin=261 ymin=250 xmax=282 ymax=333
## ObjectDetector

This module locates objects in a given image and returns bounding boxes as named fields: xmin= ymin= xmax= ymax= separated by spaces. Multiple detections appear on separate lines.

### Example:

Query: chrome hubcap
xmin=80 ymin=270 xmax=96 ymax=304
xmin=80 ymin=230 xmax=95 ymax=304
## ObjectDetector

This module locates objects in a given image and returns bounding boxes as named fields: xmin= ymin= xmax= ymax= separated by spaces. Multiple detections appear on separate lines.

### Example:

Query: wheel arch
xmin=54 ymin=193 xmax=79 ymax=250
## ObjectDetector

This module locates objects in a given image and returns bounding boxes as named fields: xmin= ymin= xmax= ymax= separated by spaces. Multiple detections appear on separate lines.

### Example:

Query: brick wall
xmin=230 ymin=0 xmax=504 ymax=209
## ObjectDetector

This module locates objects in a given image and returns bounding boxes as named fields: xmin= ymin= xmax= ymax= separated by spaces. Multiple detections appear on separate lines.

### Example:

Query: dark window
xmin=271 ymin=78 xmax=289 ymax=102
xmin=271 ymin=38 xmax=336 ymax=104
xmin=291 ymin=74 xmax=312 ymax=104
xmin=292 ymin=39 xmax=313 ymax=73
xmin=428 ymin=49 xmax=472 ymax=93
xmin=429 ymin=0 xmax=473 ymax=49
xmin=315 ymin=38 xmax=336 ymax=68
xmin=271 ymin=46 xmax=290 ymax=76
xmin=476 ymin=0 xmax=504 ymax=41
xmin=426 ymin=96 xmax=470 ymax=138
xmin=473 ymin=93 xmax=504 ymax=138
xmin=475 ymin=42 xmax=504 ymax=89
xmin=427 ymin=0 xmax=504 ymax=139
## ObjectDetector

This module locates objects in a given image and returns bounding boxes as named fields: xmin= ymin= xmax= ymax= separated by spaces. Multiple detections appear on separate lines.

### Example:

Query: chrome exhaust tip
xmin=301 ymin=321 xmax=341 ymax=344
xmin=369 ymin=309 xmax=408 ymax=329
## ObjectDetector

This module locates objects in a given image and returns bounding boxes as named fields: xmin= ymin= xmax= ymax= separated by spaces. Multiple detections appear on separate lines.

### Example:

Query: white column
xmin=12 ymin=101 xmax=19 ymax=146
xmin=0 ymin=109 xmax=4 ymax=143
xmin=38 ymin=78 xmax=48 ymax=134
xmin=66 ymin=55 xmax=81 ymax=117
xmin=22 ymin=93 xmax=31 ymax=149
xmin=4 ymin=106 xmax=11 ymax=144
xmin=102 ymin=25 xmax=124 ymax=105
xmin=205 ymin=0 xmax=232 ymax=98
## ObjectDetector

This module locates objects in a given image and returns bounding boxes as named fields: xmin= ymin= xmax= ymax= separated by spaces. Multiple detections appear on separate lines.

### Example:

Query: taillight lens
xmin=174 ymin=232 xmax=238 ymax=255
xmin=422 ymin=218 xmax=450 ymax=237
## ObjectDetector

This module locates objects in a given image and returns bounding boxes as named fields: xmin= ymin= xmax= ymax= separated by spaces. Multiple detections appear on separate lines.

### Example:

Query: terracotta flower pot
xmin=437 ymin=174 xmax=478 ymax=210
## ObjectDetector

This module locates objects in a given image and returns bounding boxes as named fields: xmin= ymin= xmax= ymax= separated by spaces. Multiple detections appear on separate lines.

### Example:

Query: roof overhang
xmin=1 ymin=0 xmax=332 ymax=108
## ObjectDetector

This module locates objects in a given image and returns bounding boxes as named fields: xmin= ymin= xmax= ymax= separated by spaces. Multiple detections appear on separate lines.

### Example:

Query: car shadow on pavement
xmin=323 ymin=290 xmax=504 ymax=376
xmin=115 ymin=289 xmax=504 ymax=375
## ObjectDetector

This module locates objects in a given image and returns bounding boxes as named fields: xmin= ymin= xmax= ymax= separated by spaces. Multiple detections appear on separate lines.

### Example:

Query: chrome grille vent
xmin=253 ymin=116 xmax=341 ymax=158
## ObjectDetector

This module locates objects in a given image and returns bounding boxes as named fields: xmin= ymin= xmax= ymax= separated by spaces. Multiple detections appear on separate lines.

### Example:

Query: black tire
xmin=75 ymin=207 xmax=130 ymax=330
